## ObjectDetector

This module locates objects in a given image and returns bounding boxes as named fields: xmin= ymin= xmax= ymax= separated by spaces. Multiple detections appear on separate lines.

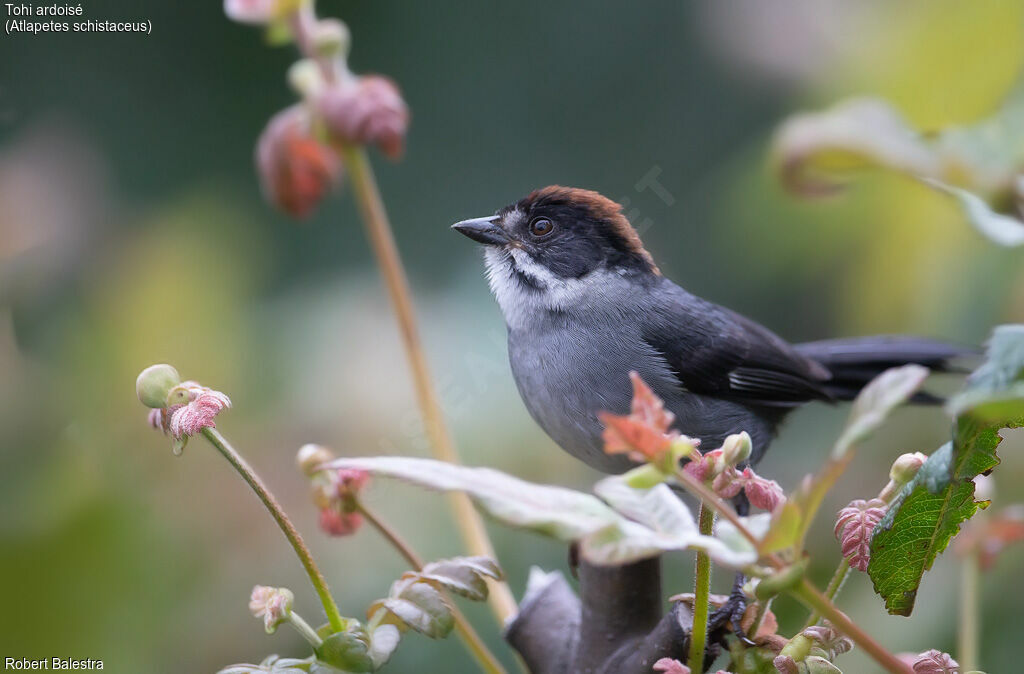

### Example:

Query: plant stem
xmin=674 ymin=467 xmax=762 ymax=552
xmin=290 ymin=612 xmax=325 ymax=648
xmin=201 ymin=427 xmax=345 ymax=633
xmin=356 ymin=502 xmax=425 ymax=569
xmin=958 ymin=551 xmax=980 ymax=671
xmin=803 ymin=558 xmax=850 ymax=628
xmin=341 ymin=144 xmax=518 ymax=625
xmin=792 ymin=578 xmax=912 ymax=674
xmin=688 ymin=503 xmax=715 ymax=674
xmin=357 ymin=502 xmax=509 ymax=674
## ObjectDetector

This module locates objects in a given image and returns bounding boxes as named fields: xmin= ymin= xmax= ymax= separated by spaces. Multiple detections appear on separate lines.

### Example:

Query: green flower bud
xmin=889 ymin=451 xmax=927 ymax=484
xmin=721 ymin=431 xmax=752 ymax=467
xmin=136 ymin=364 xmax=181 ymax=408
xmin=313 ymin=18 xmax=350 ymax=58
xmin=779 ymin=633 xmax=813 ymax=662
xmin=288 ymin=59 xmax=325 ymax=100
xmin=297 ymin=444 xmax=335 ymax=476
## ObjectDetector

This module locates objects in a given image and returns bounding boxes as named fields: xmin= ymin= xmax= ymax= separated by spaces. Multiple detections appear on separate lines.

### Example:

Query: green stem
xmin=958 ymin=551 xmax=980 ymax=671
xmin=803 ymin=558 xmax=850 ymax=628
xmin=674 ymin=467 xmax=762 ymax=551
xmin=688 ymin=503 xmax=715 ymax=674
xmin=792 ymin=578 xmax=912 ymax=674
xmin=356 ymin=503 xmax=509 ymax=674
xmin=201 ymin=427 xmax=345 ymax=633
xmin=289 ymin=611 xmax=325 ymax=648
xmin=283 ymin=0 xmax=516 ymax=628
xmin=340 ymin=144 xmax=518 ymax=626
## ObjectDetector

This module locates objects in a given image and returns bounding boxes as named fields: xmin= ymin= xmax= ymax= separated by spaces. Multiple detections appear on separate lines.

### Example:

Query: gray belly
xmin=508 ymin=326 xmax=777 ymax=474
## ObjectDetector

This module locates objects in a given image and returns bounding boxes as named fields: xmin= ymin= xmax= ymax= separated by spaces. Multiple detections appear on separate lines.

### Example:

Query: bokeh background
xmin=2 ymin=1 xmax=1023 ymax=672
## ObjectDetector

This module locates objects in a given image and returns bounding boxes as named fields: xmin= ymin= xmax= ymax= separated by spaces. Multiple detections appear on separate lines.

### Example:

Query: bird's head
xmin=452 ymin=186 xmax=660 ymax=322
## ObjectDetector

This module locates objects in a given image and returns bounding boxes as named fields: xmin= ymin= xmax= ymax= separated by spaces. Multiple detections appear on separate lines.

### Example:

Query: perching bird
xmin=452 ymin=186 xmax=966 ymax=476
xmin=452 ymin=185 xmax=969 ymax=646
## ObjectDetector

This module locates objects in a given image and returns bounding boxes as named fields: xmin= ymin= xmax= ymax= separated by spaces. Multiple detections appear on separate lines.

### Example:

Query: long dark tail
xmin=795 ymin=336 xmax=975 ymax=402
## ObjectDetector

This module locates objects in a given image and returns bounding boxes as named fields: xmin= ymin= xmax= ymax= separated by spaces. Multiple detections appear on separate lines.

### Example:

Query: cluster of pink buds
xmin=226 ymin=1 xmax=409 ymax=218
xmin=137 ymin=364 xmax=232 ymax=454
xmin=834 ymin=498 xmax=887 ymax=572
xmin=297 ymin=444 xmax=370 ymax=537
xmin=601 ymin=372 xmax=785 ymax=511
xmin=683 ymin=433 xmax=785 ymax=512
xmin=834 ymin=451 xmax=928 ymax=571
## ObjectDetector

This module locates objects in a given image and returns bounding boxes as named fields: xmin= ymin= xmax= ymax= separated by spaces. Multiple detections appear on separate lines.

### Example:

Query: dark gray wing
xmin=641 ymin=280 xmax=833 ymax=407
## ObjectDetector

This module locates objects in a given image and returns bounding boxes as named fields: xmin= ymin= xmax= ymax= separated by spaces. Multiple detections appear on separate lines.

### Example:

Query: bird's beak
xmin=451 ymin=216 xmax=509 ymax=245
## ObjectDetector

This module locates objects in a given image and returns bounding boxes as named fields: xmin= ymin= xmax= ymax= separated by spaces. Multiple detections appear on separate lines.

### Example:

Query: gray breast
xmin=507 ymin=317 xmax=777 ymax=474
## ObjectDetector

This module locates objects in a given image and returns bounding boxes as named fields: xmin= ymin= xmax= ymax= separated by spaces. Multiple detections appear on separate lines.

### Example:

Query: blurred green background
xmin=2 ymin=1 xmax=1023 ymax=672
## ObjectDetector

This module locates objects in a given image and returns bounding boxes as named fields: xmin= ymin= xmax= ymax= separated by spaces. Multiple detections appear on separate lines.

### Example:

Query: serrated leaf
xmin=834 ymin=364 xmax=929 ymax=458
xmin=773 ymin=85 xmax=1024 ymax=247
xmin=327 ymin=457 xmax=763 ymax=569
xmin=869 ymin=325 xmax=1024 ymax=615
xmin=415 ymin=556 xmax=502 ymax=601
xmin=368 ymin=625 xmax=400 ymax=669
xmin=371 ymin=580 xmax=454 ymax=638
xmin=325 ymin=456 xmax=622 ymax=540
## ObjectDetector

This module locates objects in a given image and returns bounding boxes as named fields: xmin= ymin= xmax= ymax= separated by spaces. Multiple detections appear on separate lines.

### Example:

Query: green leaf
xmin=325 ymin=456 xmax=621 ymax=540
xmin=326 ymin=457 xmax=761 ymax=568
xmin=370 ymin=579 xmax=454 ymax=639
xmin=773 ymin=86 xmax=1024 ymax=247
xmin=869 ymin=325 xmax=1024 ymax=615
xmin=834 ymin=364 xmax=929 ymax=458
xmin=760 ymin=501 xmax=803 ymax=554
xmin=367 ymin=625 xmax=400 ymax=670
xmin=415 ymin=556 xmax=502 ymax=601
xmin=315 ymin=628 xmax=375 ymax=673
xmin=923 ymin=179 xmax=1024 ymax=247
xmin=590 ymin=476 xmax=761 ymax=568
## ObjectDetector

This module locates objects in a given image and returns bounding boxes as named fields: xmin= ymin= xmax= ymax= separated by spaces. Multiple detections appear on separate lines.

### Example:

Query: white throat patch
xmin=482 ymin=245 xmax=615 ymax=330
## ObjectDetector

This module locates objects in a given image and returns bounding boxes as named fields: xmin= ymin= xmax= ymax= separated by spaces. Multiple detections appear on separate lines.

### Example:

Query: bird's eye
xmin=529 ymin=217 xmax=554 ymax=237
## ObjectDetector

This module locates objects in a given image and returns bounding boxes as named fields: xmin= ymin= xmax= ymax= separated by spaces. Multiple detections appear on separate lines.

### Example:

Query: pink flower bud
xmin=653 ymin=659 xmax=690 ymax=674
xmin=773 ymin=655 xmax=798 ymax=674
xmin=248 ymin=585 xmax=293 ymax=633
xmin=712 ymin=466 xmax=744 ymax=498
xmin=256 ymin=105 xmax=341 ymax=218
xmin=742 ymin=469 xmax=786 ymax=512
xmin=319 ymin=507 xmax=363 ymax=537
xmin=168 ymin=386 xmax=232 ymax=438
xmin=911 ymin=649 xmax=959 ymax=673
xmin=224 ymin=0 xmax=278 ymax=25
xmin=834 ymin=498 xmax=887 ymax=571
xmin=683 ymin=448 xmax=721 ymax=484
xmin=317 ymin=76 xmax=410 ymax=159
xmin=148 ymin=408 xmax=170 ymax=433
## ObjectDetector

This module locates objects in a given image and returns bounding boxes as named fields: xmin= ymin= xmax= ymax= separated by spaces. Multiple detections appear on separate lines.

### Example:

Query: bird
xmin=452 ymin=185 xmax=967 ymax=477
xmin=451 ymin=186 xmax=970 ymax=646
